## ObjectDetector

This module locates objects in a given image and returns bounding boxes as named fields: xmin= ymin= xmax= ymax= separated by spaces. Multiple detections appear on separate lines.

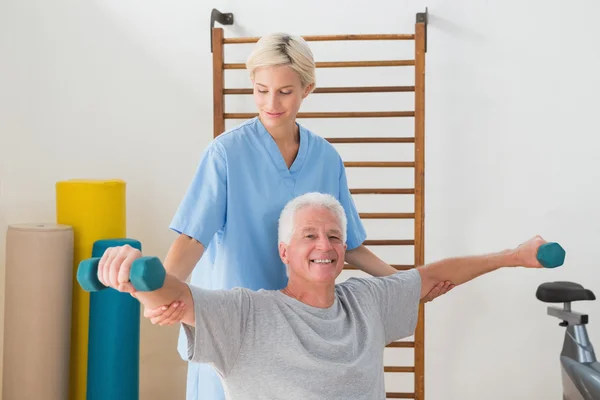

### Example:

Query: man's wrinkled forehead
xmin=294 ymin=207 xmax=342 ymax=235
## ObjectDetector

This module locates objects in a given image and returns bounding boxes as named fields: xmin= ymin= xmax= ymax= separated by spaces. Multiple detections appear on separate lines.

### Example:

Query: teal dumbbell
xmin=77 ymin=256 xmax=166 ymax=292
xmin=537 ymin=242 xmax=565 ymax=268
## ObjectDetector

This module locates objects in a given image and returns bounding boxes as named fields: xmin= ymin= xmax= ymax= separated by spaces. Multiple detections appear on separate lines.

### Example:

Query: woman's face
xmin=252 ymin=65 xmax=312 ymax=132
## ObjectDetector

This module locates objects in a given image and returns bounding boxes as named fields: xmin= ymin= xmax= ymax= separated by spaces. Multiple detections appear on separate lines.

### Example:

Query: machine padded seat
xmin=536 ymin=281 xmax=596 ymax=303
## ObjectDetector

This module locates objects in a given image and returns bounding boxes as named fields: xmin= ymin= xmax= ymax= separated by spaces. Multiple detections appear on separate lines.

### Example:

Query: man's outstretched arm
xmin=416 ymin=235 xmax=548 ymax=299
xmin=95 ymin=244 xmax=249 ymax=374
xmin=96 ymin=244 xmax=196 ymax=326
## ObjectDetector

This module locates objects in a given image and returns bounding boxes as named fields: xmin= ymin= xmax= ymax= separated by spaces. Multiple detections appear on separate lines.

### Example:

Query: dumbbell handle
xmin=77 ymin=256 xmax=166 ymax=292
xmin=537 ymin=242 xmax=565 ymax=268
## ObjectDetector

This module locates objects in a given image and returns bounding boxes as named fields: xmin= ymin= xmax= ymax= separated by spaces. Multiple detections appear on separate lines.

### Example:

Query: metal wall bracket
xmin=210 ymin=8 xmax=234 ymax=52
xmin=416 ymin=7 xmax=428 ymax=52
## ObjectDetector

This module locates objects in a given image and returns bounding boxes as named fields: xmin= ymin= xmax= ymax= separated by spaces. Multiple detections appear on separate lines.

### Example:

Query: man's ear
xmin=279 ymin=242 xmax=289 ymax=265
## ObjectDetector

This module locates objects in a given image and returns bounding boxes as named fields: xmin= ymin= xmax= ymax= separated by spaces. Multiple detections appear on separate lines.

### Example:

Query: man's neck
xmin=281 ymin=279 xmax=336 ymax=308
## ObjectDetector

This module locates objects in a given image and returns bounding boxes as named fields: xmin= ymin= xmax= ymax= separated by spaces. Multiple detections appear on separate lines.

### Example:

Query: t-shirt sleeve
xmin=181 ymin=285 xmax=250 ymax=376
xmin=169 ymin=142 xmax=227 ymax=247
xmin=357 ymin=269 xmax=422 ymax=343
xmin=336 ymin=155 xmax=367 ymax=250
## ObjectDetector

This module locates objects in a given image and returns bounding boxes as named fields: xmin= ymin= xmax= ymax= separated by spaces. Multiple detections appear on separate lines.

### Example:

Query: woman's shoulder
xmin=300 ymin=124 xmax=342 ymax=159
xmin=213 ymin=119 xmax=258 ymax=145
xmin=202 ymin=118 xmax=261 ymax=158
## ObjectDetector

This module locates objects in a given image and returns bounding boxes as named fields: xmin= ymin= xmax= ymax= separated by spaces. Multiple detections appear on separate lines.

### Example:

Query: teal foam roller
xmin=537 ymin=242 xmax=566 ymax=268
xmin=88 ymin=238 xmax=142 ymax=400
xmin=77 ymin=255 xmax=166 ymax=292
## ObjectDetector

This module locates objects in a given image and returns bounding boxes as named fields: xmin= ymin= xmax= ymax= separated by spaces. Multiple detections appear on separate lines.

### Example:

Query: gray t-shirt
xmin=182 ymin=268 xmax=422 ymax=399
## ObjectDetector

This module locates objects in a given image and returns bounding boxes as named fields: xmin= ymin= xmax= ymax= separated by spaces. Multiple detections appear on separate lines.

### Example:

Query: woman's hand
xmin=421 ymin=281 xmax=454 ymax=303
xmin=144 ymin=301 xmax=187 ymax=326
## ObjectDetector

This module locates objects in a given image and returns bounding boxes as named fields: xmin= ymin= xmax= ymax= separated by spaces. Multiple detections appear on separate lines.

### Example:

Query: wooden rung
xmin=364 ymin=240 xmax=414 ymax=246
xmin=386 ymin=341 xmax=415 ymax=348
xmin=350 ymin=188 xmax=415 ymax=195
xmin=224 ymin=60 xmax=413 ymax=69
xmin=224 ymin=86 xmax=415 ymax=95
xmin=326 ymin=137 xmax=414 ymax=144
xmin=318 ymin=85 xmax=414 ymax=93
xmin=344 ymin=162 xmax=415 ymax=168
xmin=319 ymin=60 xmax=414 ymax=68
xmin=223 ymin=34 xmax=415 ymax=44
xmin=224 ymin=111 xmax=414 ymax=119
xmin=344 ymin=263 xmax=413 ymax=271
xmin=386 ymin=393 xmax=415 ymax=399
xmin=359 ymin=213 xmax=415 ymax=219
xmin=385 ymin=366 xmax=415 ymax=373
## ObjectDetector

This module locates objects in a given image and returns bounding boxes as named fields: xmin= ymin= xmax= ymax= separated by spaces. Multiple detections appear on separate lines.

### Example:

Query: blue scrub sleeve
xmin=337 ymin=156 xmax=367 ymax=250
xmin=169 ymin=142 xmax=228 ymax=247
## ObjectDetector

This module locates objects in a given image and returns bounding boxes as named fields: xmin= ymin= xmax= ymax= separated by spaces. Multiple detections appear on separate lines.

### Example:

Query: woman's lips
xmin=265 ymin=111 xmax=284 ymax=118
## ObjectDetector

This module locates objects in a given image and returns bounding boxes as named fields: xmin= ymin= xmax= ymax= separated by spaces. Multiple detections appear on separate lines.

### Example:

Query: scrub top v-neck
xmin=256 ymin=117 xmax=308 ymax=182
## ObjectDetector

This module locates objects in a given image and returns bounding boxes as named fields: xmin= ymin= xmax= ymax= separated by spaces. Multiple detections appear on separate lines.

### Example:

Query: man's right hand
xmin=98 ymin=244 xmax=144 ymax=293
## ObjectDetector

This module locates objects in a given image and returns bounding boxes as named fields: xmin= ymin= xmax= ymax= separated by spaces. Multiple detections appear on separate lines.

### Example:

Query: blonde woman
xmin=146 ymin=33 xmax=452 ymax=400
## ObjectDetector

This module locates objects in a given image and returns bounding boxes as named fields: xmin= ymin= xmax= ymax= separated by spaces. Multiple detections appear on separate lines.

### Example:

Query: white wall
xmin=2 ymin=0 xmax=600 ymax=399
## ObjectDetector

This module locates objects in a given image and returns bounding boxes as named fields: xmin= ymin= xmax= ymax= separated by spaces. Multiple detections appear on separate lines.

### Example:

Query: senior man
xmin=98 ymin=192 xmax=552 ymax=399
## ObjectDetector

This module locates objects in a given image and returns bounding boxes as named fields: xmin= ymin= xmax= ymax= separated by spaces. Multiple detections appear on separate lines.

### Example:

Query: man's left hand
xmin=514 ymin=235 xmax=547 ymax=268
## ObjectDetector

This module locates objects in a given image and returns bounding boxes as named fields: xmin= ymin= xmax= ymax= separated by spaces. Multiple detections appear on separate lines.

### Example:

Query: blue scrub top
xmin=169 ymin=117 xmax=367 ymax=399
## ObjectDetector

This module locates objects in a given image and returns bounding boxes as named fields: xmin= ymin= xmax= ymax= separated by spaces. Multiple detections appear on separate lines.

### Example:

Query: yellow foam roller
xmin=56 ymin=179 xmax=126 ymax=400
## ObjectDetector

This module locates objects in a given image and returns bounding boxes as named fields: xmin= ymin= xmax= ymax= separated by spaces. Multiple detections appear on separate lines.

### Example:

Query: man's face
xmin=279 ymin=206 xmax=347 ymax=284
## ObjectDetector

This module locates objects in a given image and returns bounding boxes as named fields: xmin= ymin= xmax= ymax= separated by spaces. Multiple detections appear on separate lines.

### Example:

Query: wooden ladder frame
xmin=210 ymin=9 xmax=428 ymax=399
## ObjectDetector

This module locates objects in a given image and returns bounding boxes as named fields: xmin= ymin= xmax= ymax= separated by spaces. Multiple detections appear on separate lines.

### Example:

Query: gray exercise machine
xmin=536 ymin=281 xmax=599 ymax=399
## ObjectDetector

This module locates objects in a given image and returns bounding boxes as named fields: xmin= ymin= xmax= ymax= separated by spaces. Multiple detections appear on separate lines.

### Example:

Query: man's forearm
xmin=417 ymin=249 xmax=519 ymax=297
xmin=133 ymin=274 xmax=195 ymax=326
xmin=345 ymin=245 xmax=398 ymax=277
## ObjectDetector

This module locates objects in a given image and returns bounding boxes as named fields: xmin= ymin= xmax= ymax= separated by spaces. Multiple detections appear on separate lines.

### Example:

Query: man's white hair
xmin=278 ymin=192 xmax=347 ymax=245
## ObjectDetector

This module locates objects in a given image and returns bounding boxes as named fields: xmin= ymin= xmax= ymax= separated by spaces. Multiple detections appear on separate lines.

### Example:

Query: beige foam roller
xmin=2 ymin=223 xmax=74 ymax=400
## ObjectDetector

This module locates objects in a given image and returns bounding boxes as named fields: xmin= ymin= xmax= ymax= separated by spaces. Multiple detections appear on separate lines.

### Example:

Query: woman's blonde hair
xmin=246 ymin=33 xmax=316 ymax=91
